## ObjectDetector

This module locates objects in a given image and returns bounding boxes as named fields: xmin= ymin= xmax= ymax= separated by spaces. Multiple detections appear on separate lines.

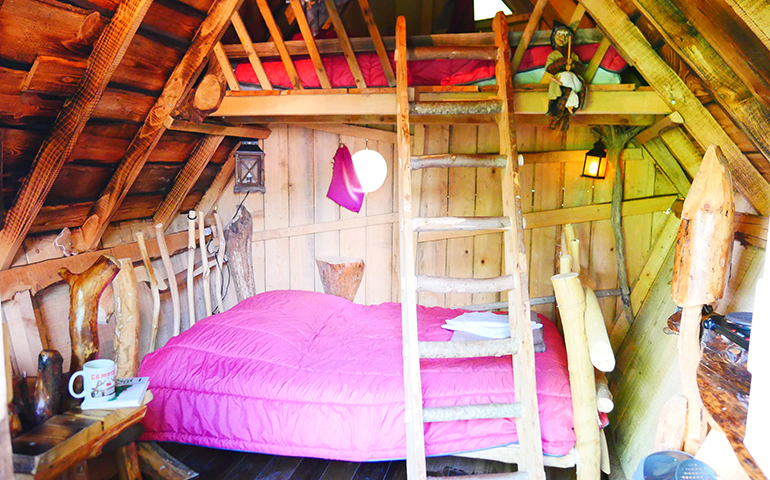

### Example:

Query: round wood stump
xmin=315 ymin=256 xmax=365 ymax=302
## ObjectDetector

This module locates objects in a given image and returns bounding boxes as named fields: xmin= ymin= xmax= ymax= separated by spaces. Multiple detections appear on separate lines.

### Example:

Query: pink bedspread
xmin=139 ymin=290 xmax=576 ymax=460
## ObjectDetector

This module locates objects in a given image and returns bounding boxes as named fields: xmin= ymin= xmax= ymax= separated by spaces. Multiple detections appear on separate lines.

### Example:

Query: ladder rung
xmin=419 ymin=338 xmax=519 ymax=359
xmin=409 ymin=100 xmax=501 ymax=116
xmin=415 ymin=275 xmax=516 ymax=294
xmin=423 ymin=402 xmax=522 ymax=423
xmin=411 ymin=154 xmax=507 ymax=169
xmin=407 ymin=45 xmax=498 ymax=61
xmin=412 ymin=216 xmax=510 ymax=232
xmin=430 ymin=473 xmax=529 ymax=480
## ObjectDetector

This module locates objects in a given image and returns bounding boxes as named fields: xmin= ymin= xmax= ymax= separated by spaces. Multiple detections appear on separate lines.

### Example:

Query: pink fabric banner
xmin=327 ymin=144 xmax=364 ymax=213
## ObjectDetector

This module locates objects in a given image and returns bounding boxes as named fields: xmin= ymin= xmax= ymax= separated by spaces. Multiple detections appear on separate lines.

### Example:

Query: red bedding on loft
xmin=234 ymin=44 xmax=627 ymax=89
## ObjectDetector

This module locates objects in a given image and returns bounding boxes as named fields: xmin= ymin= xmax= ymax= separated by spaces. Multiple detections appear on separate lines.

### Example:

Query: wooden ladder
xmin=395 ymin=12 xmax=546 ymax=480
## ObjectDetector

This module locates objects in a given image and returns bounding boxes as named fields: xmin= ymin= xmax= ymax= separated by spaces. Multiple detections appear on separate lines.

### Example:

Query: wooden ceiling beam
xmin=153 ymin=135 xmax=225 ymax=228
xmin=357 ymin=0 xmax=396 ymax=87
xmin=256 ymin=0 xmax=302 ymax=89
xmin=165 ymin=117 xmax=271 ymax=139
xmin=722 ymin=0 xmax=770 ymax=53
xmin=213 ymin=42 xmax=241 ymax=91
xmin=631 ymin=0 xmax=770 ymax=162
xmin=74 ymin=0 xmax=245 ymax=252
xmin=289 ymin=0 xmax=332 ymax=89
xmin=323 ymin=0 xmax=367 ymax=89
xmin=642 ymin=139 xmax=691 ymax=197
xmin=231 ymin=11 xmax=272 ymax=90
xmin=0 ymin=0 xmax=153 ymax=270
xmin=511 ymin=0 xmax=549 ymax=76
xmin=579 ymin=0 xmax=770 ymax=216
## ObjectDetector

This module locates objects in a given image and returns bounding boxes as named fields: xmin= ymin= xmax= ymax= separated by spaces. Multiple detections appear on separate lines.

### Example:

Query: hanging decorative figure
xmin=546 ymin=22 xmax=586 ymax=131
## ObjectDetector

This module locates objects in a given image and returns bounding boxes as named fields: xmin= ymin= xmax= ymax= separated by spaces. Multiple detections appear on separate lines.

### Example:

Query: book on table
xmin=82 ymin=377 xmax=150 ymax=410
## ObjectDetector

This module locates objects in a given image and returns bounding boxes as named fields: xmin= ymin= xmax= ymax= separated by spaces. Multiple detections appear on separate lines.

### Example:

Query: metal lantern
xmin=234 ymin=140 xmax=265 ymax=193
xmin=582 ymin=140 xmax=608 ymax=179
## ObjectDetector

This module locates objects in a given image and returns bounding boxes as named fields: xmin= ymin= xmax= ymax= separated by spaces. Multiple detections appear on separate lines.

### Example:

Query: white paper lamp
xmin=352 ymin=148 xmax=387 ymax=193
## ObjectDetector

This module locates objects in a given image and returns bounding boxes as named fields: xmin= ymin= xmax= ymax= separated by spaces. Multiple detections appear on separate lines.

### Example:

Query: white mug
xmin=68 ymin=359 xmax=117 ymax=402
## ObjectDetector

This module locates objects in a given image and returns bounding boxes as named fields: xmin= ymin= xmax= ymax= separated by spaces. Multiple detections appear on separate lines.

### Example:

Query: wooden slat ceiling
xmin=0 ymin=0 xmax=769 ymax=255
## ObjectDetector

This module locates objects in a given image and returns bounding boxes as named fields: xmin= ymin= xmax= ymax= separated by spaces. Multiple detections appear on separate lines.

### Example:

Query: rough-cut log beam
xmin=579 ymin=0 xmax=770 ymax=216
xmin=632 ymin=0 xmax=770 ymax=157
xmin=231 ymin=11 xmax=272 ymax=90
xmin=722 ymin=0 xmax=770 ymax=53
xmin=75 ymin=0 xmax=245 ymax=251
xmin=154 ymin=135 xmax=225 ymax=228
xmin=289 ymin=0 xmax=331 ymax=89
xmin=0 ymin=0 xmax=153 ymax=269
xmin=256 ymin=0 xmax=302 ymax=89
xmin=165 ymin=117 xmax=270 ymax=139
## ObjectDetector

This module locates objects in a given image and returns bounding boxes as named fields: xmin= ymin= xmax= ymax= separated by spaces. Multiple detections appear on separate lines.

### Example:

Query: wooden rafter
xmin=511 ymin=0 xmax=549 ymax=76
xmin=722 ymin=0 xmax=770 ymax=53
xmin=660 ymin=127 xmax=702 ymax=179
xmin=357 ymin=0 xmax=396 ymax=87
xmin=580 ymin=0 xmax=770 ymax=216
xmin=0 ymin=0 xmax=153 ymax=269
xmin=634 ymin=111 xmax=684 ymax=144
xmin=232 ymin=12 xmax=272 ymax=90
xmin=632 ymin=0 xmax=770 ymax=161
xmin=323 ymin=0 xmax=367 ymax=89
xmin=289 ymin=0 xmax=332 ymax=89
xmin=256 ymin=0 xmax=303 ymax=89
xmin=583 ymin=37 xmax=610 ymax=84
xmin=643 ymin=139 xmax=691 ymax=197
xmin=74 ymin=0 xmax=245 ymax=251
xmin=153 ymin=135 xmax=226 ymax=228
xmin=164 ymin=117 xmax=271 ymax=139
xmin=213 ymin=42 xmax=241 ymax=91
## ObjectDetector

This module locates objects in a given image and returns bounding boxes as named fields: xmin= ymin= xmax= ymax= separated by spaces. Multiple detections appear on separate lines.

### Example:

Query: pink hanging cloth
xmin=326 ymin=144 xmax=365 ymax=213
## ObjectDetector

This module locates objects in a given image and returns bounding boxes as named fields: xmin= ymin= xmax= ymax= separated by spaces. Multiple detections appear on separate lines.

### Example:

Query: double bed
xmin=138 ymin=289 xmax=598 ymax=464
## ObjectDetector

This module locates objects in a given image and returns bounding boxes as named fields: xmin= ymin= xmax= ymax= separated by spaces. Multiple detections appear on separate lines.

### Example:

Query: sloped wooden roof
xmin=1 ymin=0 xmax=769 ymax=268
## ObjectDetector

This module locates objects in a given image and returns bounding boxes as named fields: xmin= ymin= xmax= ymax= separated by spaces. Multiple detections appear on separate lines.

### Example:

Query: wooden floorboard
xmin=155 ymin=443 xmax=577 ymax=480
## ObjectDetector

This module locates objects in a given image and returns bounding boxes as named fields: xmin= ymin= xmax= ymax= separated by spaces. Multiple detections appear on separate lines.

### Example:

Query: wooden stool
xmin=315 ymin=257 xmax=365 ymax=302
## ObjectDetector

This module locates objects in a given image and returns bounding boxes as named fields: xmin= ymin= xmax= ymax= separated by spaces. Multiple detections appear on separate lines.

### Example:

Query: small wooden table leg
xmin=116 ymin=443 xmax=141 ymax=480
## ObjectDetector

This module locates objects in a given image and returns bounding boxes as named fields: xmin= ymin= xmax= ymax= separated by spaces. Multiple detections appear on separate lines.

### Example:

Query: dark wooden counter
xmin=667 ymin=311 xmax=763 ymax=479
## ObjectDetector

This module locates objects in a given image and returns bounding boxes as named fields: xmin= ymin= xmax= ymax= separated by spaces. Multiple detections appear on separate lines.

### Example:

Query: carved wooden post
xmin=34 ymin=350 xmax=63 ymax=425
xmin=155 ymin=224 xmax=181 ymax=336
xmin=672 ymin=144 xmax=734 ymax=454
xmin=59 ymin=255 xmax=121 ymax=382
xmin=113 ymin=259 xmax=140 ymax=378
xmin=224 ymin=206 xmax=256 ymax=302
xmin=187 ymin=211 xmax=197 ymax=325
xmin=198 ymin=211 xmax=213 ymax=317
xmin=316 ymin=256 xmax=365 ymax=302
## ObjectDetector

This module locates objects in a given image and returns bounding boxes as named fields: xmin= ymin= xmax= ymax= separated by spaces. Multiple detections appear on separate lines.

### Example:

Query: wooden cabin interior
xmin=0 ymin=0 xmax=768 ymax=478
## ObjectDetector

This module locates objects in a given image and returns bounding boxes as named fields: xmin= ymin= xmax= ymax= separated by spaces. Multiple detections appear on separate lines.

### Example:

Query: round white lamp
xmin=352 ymin=147 xmax=387 ymax=193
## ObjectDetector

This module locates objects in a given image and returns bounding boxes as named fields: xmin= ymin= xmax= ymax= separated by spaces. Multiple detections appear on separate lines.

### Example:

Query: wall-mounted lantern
xmin=234 ymin=140 xmax=266 ymax=193
xmin=582 ymin=140 xmax=608 ymax=179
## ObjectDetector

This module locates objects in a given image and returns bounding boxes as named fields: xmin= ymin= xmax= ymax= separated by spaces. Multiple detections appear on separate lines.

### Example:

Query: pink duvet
xmin=139 ymin=290 xmax=576 ymax=460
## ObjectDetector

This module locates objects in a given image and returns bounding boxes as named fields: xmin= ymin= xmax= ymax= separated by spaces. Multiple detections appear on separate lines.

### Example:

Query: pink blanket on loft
xmin=139 ymin=290 xmax=577 ymax=460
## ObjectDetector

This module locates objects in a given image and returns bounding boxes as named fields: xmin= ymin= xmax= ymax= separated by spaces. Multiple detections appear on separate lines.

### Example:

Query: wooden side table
xmin=12 ymin=404 xmax=147 ymax=480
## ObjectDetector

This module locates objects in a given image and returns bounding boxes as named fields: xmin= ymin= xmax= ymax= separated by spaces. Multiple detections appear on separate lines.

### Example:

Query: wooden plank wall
xmin=209 ymin=124 xmax=678 ymax=319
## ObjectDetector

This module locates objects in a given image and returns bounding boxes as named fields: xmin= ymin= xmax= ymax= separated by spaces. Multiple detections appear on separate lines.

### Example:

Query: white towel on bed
xmin=442 ymin=311 xmax=545 ymax=351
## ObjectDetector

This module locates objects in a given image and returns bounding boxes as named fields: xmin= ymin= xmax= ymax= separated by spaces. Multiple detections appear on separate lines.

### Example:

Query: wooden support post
xmin=187 ymin=211 xmax=197 ymax=325
xmin=0 ymin=0 xmax=153 ymax=268
xmin=136 ymin=233 xmax=161 ymax=352
xmin=551 ymin=273 xmax=601 ymax=480
xmin=76 ymin=0 xmax=245 ymax=250
xmin=324 ymin=0 xmax=367 ymax=88
xmin=289 ymin=0 xmax=332 ymax=89
xmin=198 ymin=211 xmax=213 ymax=317
xmin=256 ymin=0 xmax=302 ymax=89
xmin=33 ymin=350 xmax=63 ymax=426
xmin=155 ymin=224 xmax=181 ymax=336
xmin=315 ymin=257 xmax=365 ymax=302
xmin=231 ymin=12 xmax=272 ymax=90
xmin=511 ymin=0 xmax=549 ymax=76
xmin=672 ymin=145 xmax=734 ymax=454
xmin=113 ymin=259 xmax=140 ymax=378
xmin=357 ymin=0 xmax=396 ymax=87
xmin=59 ymin=255 xmax=121 ymax=379
xmin=213 ymin=42 xmax=240 ymax=91
xmin=213 ymin=213 xmax=226 ymax=313
xmin=224 ymin=206 xmax=256 ymax=302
